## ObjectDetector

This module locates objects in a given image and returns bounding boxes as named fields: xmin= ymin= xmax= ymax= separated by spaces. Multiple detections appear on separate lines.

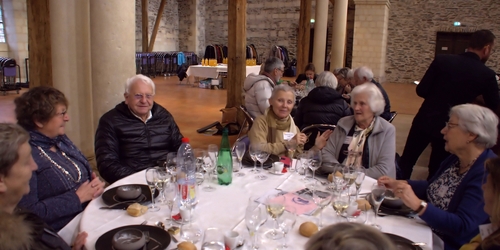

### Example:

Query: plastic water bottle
xmin=305 ymin=78 xmax=315 ymax=95
xmin=176 ymin=138 xmax=196 ymax=204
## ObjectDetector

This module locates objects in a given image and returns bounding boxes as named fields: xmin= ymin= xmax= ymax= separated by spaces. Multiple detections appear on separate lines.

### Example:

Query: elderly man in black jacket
xmin=399 ymin=29 xmax=499 ymax=180
xmin=351 ymin=66 xmax=392 ymax=121
xmin=95 ymin=74 xmax=183 ymax=183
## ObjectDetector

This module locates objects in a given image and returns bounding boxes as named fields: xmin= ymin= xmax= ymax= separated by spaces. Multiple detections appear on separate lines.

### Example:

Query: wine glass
xmin=369 ymin=183 xmax=386 ymax=230
xmin=245 ymin=200 xmax=265 ymax=249
xmin=284 ymin=139 xmax=298 ymax=162
xmin=202 ymin=228 xmax=225 ymax=250
xmin=248 ymin=143 xmax=260 ymax=174
xmin=307 ymin=149 xmax=322 ymax=190
xmin=145 ymin=168 xmax=160 ymax=212
xmin=311 ymin=188 xmax=333 ymax=228
xmin=164 ymin=182 xmax=177 ymax=227
xmin=180 ymin=198 xmax=202 ymax=243
xmin=297 ymin=152 xmax=310 ymax=180
xmin=208 ymin=144 xmax=219 ymax=179
xmin=277 ymin=207 xmax=296 ymax=249
xmin=155 ymin=167 xmax=170 ymax=204
xmin=264 ymin=193 xmax=286 ymax=240
xmin=195 ymin=149 xmax=215 ymax=192
xmin=346 ymin=202 xmax=368 ymax=224
xmin=165 ymin=152 xmax=177 ymax=182
xmin=255 ymin=143 xmax=269 ymax=180
xmin=343 ymin=165 xmax=357 ymax=194
xmin=329 ymin=164 xmax=346 ymax=192
xmin=332 ymin=189 xmax=350 ymax=219
xmin=234 ymin=141 xmax=246 ymax=177
xmin=354 ymin=167 xmax=366 ymax=200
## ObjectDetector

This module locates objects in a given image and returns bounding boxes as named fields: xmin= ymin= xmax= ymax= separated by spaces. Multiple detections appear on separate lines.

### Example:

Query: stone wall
xmin=385 ymin=0 xmax=500 ymax=83
xmin=2 ymin=0 xmax=28 ymax=81
xmin=135 ymin=0 xmax=179 ymax=52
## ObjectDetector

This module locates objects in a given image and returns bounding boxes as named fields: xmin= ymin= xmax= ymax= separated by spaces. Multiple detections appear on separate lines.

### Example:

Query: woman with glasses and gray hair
xmin=320 ymin=82 xmax=396 ymax=179
xmin=379 ymin=104 xmax=498 ymax=250
xmin=15 ymin=86 xmax=105 ymax=232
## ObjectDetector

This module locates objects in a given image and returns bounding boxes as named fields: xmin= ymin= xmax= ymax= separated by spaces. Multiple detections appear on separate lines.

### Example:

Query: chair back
xmin=231 ymin=135 xmax=250 ymax=153
xmin=236 ymin=105 xmax=255 ymax=138
xmin=300 ymin=124 xmax=336 ymax=150
xmin=388 ymin=111 xmax=398 ymax=123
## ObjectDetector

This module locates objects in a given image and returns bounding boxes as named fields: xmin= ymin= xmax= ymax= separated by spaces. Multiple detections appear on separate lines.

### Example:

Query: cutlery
xmin=99 ymin=195 xmax=146 ymax=209
xmin=143 ymin=231 xmax=150 ymax=250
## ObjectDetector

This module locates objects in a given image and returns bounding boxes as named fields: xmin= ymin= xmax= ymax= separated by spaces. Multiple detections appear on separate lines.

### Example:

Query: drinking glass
xmin=202 ymin=228 xmax=225 ymax=250
xmin=343 ymin=165 xmax=357 ymax=194
xmin=145 ymin=168 xmax=160 ymax=212
xmin=164 ymin=182 xmax=177 ymax=227
xmin=284 ymin=139 xmax=298 ymax=162
xmin=297 ymin=152 xmax=309 ymax=180
xmin=311 ymin=188 xmax=333 ymax=228
xmin=264 ymin=193 xmax=286 ymax=240
xmin=277 ymin=207 xmax=296 ymax=249
xmin=165 ymin=152 xmax=177 ymax=181
xmin=245 ymin=200 xmax=265 ymax=250
xmin=255 ymin=143 xmax=269 ymax=180
xmin=369 ymin=183 xmax=386 ymax=230
xmin=195 ymin=149 xmax=215 ymax=192
xmin=180 ymin=198 xmax=202 ymax=243
xmin=155 ymin=167 xmax=170 ymax=204
xmin=234 ymin=141 xmax=246 ymax=177
xmin=354 ymin=167 xmax=366 ymax=200
xmin=208 ymin=144 xmax=219 ymax=179
xmin=329 ymin=164 xmax=346 ymax=192
xmin=332 ymin=189 xmax=350 ymax=219
xmin=307 ymin=149 xmax=322 ymax=190
xmin=249 ymin=144 xmax=260 ymax=173
xmin=346 ymin=203 xmax=368 ymax=224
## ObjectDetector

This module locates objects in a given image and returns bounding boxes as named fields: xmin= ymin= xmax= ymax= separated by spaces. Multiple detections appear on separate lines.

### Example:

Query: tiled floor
xmin=0 ymin=77 xmax=431 ymax=180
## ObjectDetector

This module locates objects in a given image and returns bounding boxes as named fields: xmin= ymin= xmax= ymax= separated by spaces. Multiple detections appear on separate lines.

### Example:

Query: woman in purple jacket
xmin=380 ymin=104 xmax=498 ymax=250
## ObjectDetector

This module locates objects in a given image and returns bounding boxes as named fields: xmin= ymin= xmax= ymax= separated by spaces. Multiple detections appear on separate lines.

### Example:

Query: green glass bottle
xmin=216 ymin=128 xmax=233 ymax=185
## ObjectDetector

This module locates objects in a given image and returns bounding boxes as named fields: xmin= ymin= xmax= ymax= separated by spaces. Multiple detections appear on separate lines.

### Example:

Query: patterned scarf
xmin=344 ymin=117 xmax=376 ymax=167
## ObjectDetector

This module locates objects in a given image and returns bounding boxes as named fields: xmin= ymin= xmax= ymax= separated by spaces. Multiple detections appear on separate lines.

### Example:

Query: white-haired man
xmin=351 ymin=66 xmax=392 ymax=121
xmin=95 ymin=74 xmax=183 ymax=183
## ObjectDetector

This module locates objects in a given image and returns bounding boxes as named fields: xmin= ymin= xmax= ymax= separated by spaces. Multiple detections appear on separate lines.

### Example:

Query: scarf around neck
xmin=344 ymin=117 xmax=376 ymax=167
xmin=265 ymin=107 xmax=298 ymax=143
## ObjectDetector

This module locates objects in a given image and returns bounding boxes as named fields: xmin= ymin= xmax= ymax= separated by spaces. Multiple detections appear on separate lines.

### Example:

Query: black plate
xmin=95 ymin=225 xmax=170 ymax=250
xmin=384 ymin=233 xmax=422 ymax=250
xmin=241 ymin=151 xmax=280 ymax=169
xmin=102 ymin=185 xmax=159 ymax=206
xmin=366 ymin=193 xmax=415 ymax=217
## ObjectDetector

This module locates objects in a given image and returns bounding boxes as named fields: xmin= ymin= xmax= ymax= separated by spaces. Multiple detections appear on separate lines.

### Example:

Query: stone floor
xmin=0 ymin=77 xmax=431 ymax=180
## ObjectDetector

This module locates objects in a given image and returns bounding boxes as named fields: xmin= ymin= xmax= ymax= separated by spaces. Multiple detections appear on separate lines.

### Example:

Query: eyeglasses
xmin=276 ymin=68 xmax=284 ymax=73
xmin=133 ymin=93 xmax=154 ymax=100
xmin=55 ymin=110 xmax=68 ymax=118
xmin=445 ymin=122 xmax=459 ymax=129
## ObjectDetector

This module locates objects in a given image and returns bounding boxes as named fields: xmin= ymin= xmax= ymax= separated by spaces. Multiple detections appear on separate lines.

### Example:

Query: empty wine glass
xmin=201 ymin=157 xmax=216 ymax=192
xmin=202 ymin=228 xmax=225 ymax=250
xmin=284 ymin=139 xmax=298 ymax=161
xmin=343 ymin=165 xmax=357 ymax=195
xmin=264 ymin=193 xmax=286 ymax=240
xmin=369 ymin=183 xmax=386 ymax=230
xmin=155 ymin=167 xmax=170 ymax=204
xmin=165 ymin=152 xmax=177 ymax=181
xmin=256 ymin=143 xmax=269 ymax=180
xmin=234 ymin=141 xmax=246 ymax=177
xmin=164 ymin=182 xmax=177 ymax=227
xmin=354 ymin=167 xmax=366 ymax=200
xmin=180 ymin=198 xmax=202 ymax=243
xmin=297 ymin=152 xmax=310 ymax=180
xmin=245 ymin=199 xmax=265 ymax=249
xmin=277 ymin=207 xmax=296 ymax=249
xmin=307 ymin=149 xmax=322 ymax=190
xmin=311 ymin=188 xmax=333 ymax=228
xmin=208 ymin=144 xmax=219 ymax=179
xmin=248 ymin=144 xmax=260 ymax=174
xmin=329 ymin=164 xmax=346 ymax=192
xmin=145 ymin=168 xmax=160 ymax=212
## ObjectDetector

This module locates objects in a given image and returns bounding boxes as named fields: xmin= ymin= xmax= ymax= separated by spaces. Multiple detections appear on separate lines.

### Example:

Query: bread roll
xmin=356 ymin=199 xmax=371 ymax=211
xmin=328 ymin=171 xmax=343 ymax=182
xmin=126 ymin=203 xmax=148 ymax=217
xmin=178 ymin=241 xmax=197 ymax=250
xmin=299 ymin=221 xmax=318 ymax=237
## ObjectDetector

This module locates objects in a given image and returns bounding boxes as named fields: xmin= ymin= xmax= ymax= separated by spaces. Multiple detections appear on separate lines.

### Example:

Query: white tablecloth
xmin=79 ymin=165 xmax=433 ymax=250
xmin=186 ymin=65 xmax=261 ymax=79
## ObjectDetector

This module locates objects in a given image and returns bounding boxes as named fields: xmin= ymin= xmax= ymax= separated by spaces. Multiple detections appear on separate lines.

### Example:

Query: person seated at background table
xmin=294 ymin=63 xmax=318 ymax=85
xmin=333 ymin=67 xmax=353 ymax=95
xmin=294 ymin=71 xmax=352 ymax=149
xmin=305 ymin=222 xmax=397 ymax=250
xmin=461 ymin=157 xmax=500 ymax=250
xmin=248 ymin=85 xmax=332 ymax=156
xmin=320 ymin=83 xmax=396 ymax=179
xmin=379 ymin=104 xmax=498 ymax=250
xmin=349 ymin=66 xmax=392 ymax=121
xmin=95 ymin=74 xmax=183 ymax=184
xmin=15 ymin=87 xmax=105 ymax=232
xmin=244 ymin=57 xmax=284 ymax=118
xmin=0 ymin=123 xmax=87 ymax=250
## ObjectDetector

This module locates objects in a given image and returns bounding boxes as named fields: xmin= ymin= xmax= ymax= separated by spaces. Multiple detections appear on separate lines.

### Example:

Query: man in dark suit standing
xmin=400 ymin=29 xmax=498 ymax=180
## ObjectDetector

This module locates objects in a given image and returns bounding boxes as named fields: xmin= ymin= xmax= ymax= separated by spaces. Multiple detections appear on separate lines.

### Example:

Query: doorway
xmin=435 ymin=32 xmax=473 ymax=57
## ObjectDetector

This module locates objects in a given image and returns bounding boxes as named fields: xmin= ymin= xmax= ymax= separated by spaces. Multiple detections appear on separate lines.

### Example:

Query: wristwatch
xmin=415 ymin=200 xmax=428 ymax=214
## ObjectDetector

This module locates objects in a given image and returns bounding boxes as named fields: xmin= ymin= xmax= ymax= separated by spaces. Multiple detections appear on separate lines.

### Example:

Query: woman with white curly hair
xmin=380 ymin=104 xmax=499 ymax=250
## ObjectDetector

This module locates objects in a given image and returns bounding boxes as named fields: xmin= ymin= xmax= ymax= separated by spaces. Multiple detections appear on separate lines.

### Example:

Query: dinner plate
xmin=102 ymin=185 xmax=159 ymax=206
xmin=241 ymin=152 xmax=280 ymax=169
xmin=95 ymin=225 xmax=171 ymax=250
xmin=384 ymin=233 xmax=422 ymax=250
xmin=366 ymin=193 xmax=415 ymax=217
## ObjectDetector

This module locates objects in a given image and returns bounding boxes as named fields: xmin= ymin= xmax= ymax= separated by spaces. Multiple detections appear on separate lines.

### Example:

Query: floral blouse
xmin=427 ymin=160 xmax=470 ymax=210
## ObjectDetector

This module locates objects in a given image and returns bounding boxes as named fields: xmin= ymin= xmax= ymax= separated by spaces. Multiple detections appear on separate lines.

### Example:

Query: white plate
xmin=268 ymin=170 xmax=285 ymax=175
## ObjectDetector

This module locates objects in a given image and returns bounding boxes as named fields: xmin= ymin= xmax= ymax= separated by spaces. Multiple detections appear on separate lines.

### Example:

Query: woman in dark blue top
xmin=15 ymin=87 xmax=105 ymax=231
xmin=380 ymin=104 xmax=498 ymax=250
xmin=294 ymin=63 xmax=318 ymax=84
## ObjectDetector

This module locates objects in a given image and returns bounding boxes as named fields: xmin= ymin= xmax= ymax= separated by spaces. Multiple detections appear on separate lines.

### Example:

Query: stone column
xmin=89 ymin=0 xmax=136 ymax=129
xmin=352 ymin=0 xmax=391 ymax=82
xmin=312 ymin=0 xmax=329 ymax=71
xmin=330 ymin=0 xmax=349 ymax=70
xmin=49 ymin=0 xmax=93 ymax=156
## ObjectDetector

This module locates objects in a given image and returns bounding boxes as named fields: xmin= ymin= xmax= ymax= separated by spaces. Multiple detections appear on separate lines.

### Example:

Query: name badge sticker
xmin=283 ymin=132 xmax=295 ymax=141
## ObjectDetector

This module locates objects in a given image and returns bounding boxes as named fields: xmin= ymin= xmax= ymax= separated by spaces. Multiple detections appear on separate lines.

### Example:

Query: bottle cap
xmin=182 ymin=138 xmax=190 ymax=143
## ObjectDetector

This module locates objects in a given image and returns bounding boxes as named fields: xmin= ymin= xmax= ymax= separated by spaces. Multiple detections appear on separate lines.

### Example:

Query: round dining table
xmin=80 ymin=163 xmax=433 ymax=250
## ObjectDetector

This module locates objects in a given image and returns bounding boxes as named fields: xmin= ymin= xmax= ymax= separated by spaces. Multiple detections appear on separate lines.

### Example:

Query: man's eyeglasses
xmin=445 ymin=122 xmax=459 ymax=129
xmin=55 ymin=111 xmax=67 ymax=117
xmin=133 ymin=94 xmax=154 ymax=100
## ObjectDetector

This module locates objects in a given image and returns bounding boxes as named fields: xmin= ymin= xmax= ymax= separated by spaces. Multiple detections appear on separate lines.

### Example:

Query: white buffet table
xmin=78 ymin=164 xmax=433 ymax=250
xmin=186 ymin=65 xmax=261 ymax=79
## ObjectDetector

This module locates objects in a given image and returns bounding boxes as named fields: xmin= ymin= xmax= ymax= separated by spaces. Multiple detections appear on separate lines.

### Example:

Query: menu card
xmin=256 ymin=189 xmax=320 ymax=216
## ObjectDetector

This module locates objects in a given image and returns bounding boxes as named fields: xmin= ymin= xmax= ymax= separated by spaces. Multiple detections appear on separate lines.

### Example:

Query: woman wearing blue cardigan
xmin=380 ymin=104 xmax=498 ymax=250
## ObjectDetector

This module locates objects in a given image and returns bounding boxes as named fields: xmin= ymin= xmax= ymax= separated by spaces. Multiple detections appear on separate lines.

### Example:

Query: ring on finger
xmin=398 ymin=189 xmax=403 ymax=193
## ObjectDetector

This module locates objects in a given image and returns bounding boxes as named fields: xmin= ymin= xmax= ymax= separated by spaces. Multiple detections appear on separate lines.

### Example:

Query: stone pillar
xmin=179 ymin=0 xmax=206 ymax=57
xmin=312 ymin=0 xmax=329 ymax=71
xmin=89 ymin=0 xmax=136 ymax=129
xmin=49 ymin=0 xmax=94 ymax=156
xmin=352 ymin=0 xmax=391 ymax=82
xmin=330 ymin=0 xmax=349 ymax=70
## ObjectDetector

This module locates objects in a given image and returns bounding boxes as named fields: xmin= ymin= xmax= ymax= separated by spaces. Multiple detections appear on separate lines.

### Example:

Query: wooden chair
xmin=300 ymin=124 xmax=337 ymax=150
xmin=237 ymin=105 xmax=255 ymax=138
xmin=388 ymin=111 xmax=398 ymax=123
